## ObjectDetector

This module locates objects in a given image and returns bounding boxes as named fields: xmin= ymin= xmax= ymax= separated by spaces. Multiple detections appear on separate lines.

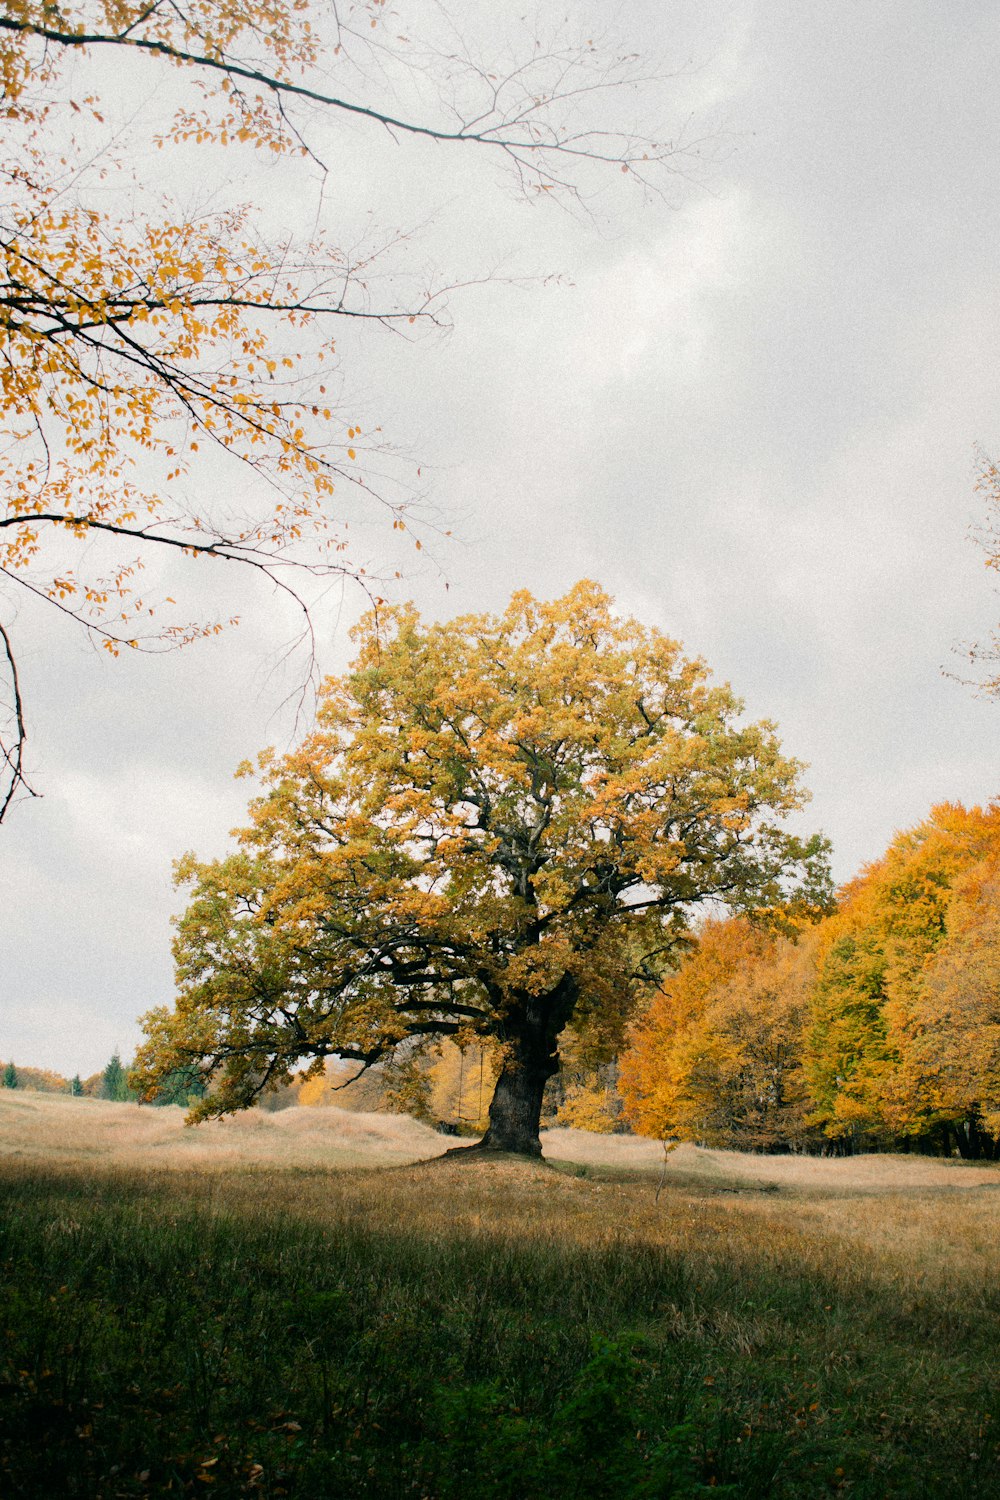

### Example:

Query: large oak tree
xmin=135 ymin=580 xmax=830 ymax=1155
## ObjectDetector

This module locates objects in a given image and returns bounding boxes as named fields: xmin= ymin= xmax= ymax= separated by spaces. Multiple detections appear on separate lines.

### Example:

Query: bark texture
xmin=473 ymin=980 xmax=577 ymax=1156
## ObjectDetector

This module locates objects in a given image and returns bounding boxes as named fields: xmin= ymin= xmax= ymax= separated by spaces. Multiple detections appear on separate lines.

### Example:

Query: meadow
xmin=2 ymin=1092 xmax=999 ymax=1498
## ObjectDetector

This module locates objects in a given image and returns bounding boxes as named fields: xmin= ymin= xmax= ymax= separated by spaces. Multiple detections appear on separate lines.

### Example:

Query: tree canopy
xmin=135 ymin=580 xmax=829 ymax=1155
xmin=0 ymin=0 xmax=705 ymax=821
xmin=621 ymin=799 xmax=1000 ymax=1158
xmin=619 ymin=916 xmax=821 ymax=1152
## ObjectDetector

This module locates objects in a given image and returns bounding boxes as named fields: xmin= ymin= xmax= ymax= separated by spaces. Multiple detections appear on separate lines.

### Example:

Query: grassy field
xmin=2 ymin=1093 xmax=999 ymax=1497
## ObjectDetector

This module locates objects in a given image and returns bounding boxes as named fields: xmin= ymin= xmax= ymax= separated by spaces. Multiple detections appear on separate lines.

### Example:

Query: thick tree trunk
xmin=476 ymin=1041 xmax=555 ymax=1156
xmin=454 ymin=979 xmax=578 ymax=1158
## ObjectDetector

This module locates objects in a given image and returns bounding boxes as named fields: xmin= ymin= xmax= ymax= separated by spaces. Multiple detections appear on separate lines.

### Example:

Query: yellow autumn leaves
xmin=134 ymin=582 xmax=826 ymax=1125
xmin=621 ymin=800 xmax=1000 ymax=1156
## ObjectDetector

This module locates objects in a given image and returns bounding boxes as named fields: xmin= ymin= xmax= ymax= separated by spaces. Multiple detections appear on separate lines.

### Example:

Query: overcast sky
xmin=4 ymin=1 xmax=998 ymax=1077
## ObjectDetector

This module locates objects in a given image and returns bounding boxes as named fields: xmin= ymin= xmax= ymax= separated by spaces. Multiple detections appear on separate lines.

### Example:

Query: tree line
xmin=0 ymin=1051 xmax=203 ymax=1106
xmin=12 ymin=795 xmax=999 ymax=1161
xmin=620 ymin=801 xmax=1000 ymax=1158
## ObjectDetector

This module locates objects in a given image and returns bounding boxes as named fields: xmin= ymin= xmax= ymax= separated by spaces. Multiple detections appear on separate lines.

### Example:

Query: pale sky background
xmin=3 ymin=1 xmax=998 ymax=1077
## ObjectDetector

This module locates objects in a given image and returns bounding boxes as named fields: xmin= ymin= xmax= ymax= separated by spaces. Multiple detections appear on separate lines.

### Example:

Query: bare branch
xmin=0 ymin=621 xmax=36 ymax=823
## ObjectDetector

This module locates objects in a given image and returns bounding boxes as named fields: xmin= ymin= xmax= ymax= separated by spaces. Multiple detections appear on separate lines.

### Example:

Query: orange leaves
xmin=0 ymin=97 xmax=392 ymax=680
xmin=622 ymin=800 xmax=1000 ymax=1154
xmin=809 ymin=801 xmax=1000 ymax=1141
xmin=621 ymin=917 xmax=820 ymax=1151
xmin=0 ymin=115 xmax=394 ymax=569
xmin=0 ymin=451 xmax=326 ymax=663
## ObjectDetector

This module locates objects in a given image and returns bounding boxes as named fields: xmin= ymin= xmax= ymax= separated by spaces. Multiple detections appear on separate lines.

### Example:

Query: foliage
xmin=899 ymin=852 xmax=1000 ymax=1148
xmin=4 ymin=1063 xmax=70 ymax=1092
xmin=620 ymin=919 xmax=823 ymax=1152
xmin=69 ymin=1074 xmax=83 ymax=1097
xmin=552 ymin=1069 xmax=626 ymax=1134
xmin=805 ymin=802 xmax=1000 ymax=1146
xmin=2 ymin=1060 xmax=17 ymax=1088
xmin=292 ymin=1056 xmax=394 ymax=1113
xmin=622 ymin=801 xmax=1000 ymax=1156
xmin=145 ymin=1064 xmax=207 ymax=1108
xmin=0 ymin=0 xmax=706 ymax=821
xmin=547 ymin=1029 xmax=627 ymax=1133
xmin=2 ymin=1158 xmax=1000 ymax=1498
xmin=424 ymin=1041 xmax=498 ymax=1135
xmin=135 ymin=581 xmax=828 ymax=1151
xmin=100 ymin=1049 xmax=134 ymax=1103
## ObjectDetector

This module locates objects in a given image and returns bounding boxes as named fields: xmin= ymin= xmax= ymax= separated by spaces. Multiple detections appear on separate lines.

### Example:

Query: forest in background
xmin=621 ymin=800 xmax=1000 ymax=1158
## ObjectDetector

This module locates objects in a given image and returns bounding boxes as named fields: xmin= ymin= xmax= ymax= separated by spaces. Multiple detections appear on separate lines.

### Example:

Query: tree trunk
xmin=458 ymin=979 xmax=578 ymax=1158
xmin=475 ymin=1043 xmax=554 ymax=1156
xmin=955 ymin=1118 xmax=978 ymax=1160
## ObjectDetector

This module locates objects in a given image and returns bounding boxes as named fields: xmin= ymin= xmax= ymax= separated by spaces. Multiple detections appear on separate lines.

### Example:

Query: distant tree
xmin=8 ymin=1064 xmax=68 ymax=1092
xmin=145 ymin=1065 xmax=206 ymax=1108
xmin=904 ymin=856 xmax=1000 ymax=1158
xmin=621 ymin=800 xmax=1000 ymax=1157
xmin=135 ymin=581 xmax=829 ymax=1156
xmin=805 ymin=802 xmax=1000 ymax=1145
xmin=551 ymin=1063 xmax=626 ymax=1135
xmin=3 ymin=1060 xmax=17 ymax=1088
xmin=621 ymin=919 xmax=759 ymax=1140
xmin=620 ymin=917 xmax=823 ymax=1152
xmin=100 ymin=1050 xmax=134 ymax=1103
xmin=545 ymin=1028 xmax=627 ymax=1134
xmin=425 ymin=1041 xmax=498 ymax=1135
xmin=69 ymin=1074 xmax=83 ymax=1097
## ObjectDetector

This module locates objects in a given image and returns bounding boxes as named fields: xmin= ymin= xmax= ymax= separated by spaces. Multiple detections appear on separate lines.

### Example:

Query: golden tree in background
xmin=622 ymin=800 xmax=1000 ymax=1158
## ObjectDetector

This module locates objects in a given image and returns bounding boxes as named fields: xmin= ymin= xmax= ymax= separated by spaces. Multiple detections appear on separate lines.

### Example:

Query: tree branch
xmin=0 ymin=621 xmax=36 ymax=823
xmin=0 ymin=14 xmax=684 ymax=176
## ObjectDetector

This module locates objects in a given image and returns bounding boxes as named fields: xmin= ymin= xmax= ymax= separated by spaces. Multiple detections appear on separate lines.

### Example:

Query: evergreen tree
xmin=150 ymin=1066 xmax=206 ymax=1108
xmin=100 ymin=1051 xmax=133 ymax=1103
xmin=3 ymin=1060 xmax=17 ymax=1088
xmin=69 ymin=1075 xmax=83 ymax=1097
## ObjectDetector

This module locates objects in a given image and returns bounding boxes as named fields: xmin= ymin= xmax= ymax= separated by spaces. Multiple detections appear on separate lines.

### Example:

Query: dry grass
xmin=8 ymin=1088 xmax=1000 ymax=1185
xmin=0 ymin=1089 xmax=445 ymax=1170
xmin=5 ymin=1089 xmax=999 ymax=1297
xmin=3 ymin=1090 xmax=1000 ymax=1497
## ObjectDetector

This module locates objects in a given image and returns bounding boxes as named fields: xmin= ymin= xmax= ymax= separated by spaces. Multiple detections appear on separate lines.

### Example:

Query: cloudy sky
xmin=4 ymin=1 xmax=998 ymax=1077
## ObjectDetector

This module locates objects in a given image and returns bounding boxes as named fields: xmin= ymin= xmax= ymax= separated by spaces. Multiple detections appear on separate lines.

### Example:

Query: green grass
xmin=2 ymin=1158 xmax=999 ymax=1498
